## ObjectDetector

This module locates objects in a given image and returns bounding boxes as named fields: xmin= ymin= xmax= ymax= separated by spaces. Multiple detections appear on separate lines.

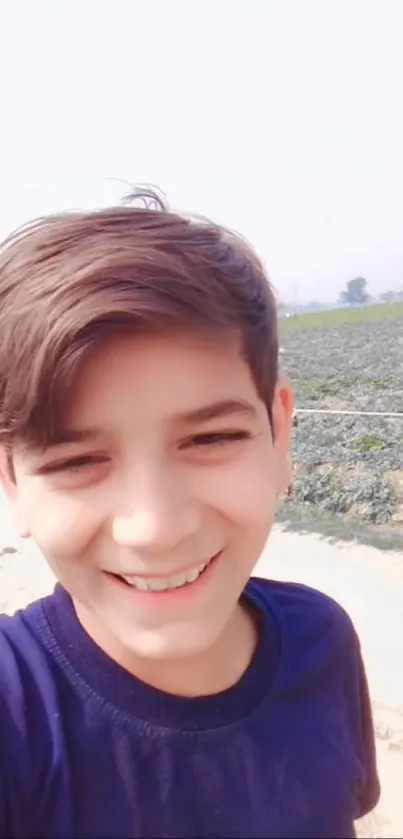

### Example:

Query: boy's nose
xmin=113 ymin=506 xmax=200 ymax=553
xmin=112 ymin=478 xmax=200 ymax=554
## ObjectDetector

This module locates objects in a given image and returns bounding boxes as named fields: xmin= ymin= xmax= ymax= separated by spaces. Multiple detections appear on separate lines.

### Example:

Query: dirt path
xmin=1 ymin=499 xmax=403 ymax=836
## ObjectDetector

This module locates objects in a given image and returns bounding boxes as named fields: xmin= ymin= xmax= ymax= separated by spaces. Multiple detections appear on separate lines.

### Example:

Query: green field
xmin=278 ymin=299 xmax=403 ymax=550
xmin=279 ymin=301 xmax=403 ymax=332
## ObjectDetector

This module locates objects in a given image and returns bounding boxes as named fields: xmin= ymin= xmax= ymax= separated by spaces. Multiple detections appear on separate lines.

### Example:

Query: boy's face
xmin=1 ymin=333 xmax=293 ymax=662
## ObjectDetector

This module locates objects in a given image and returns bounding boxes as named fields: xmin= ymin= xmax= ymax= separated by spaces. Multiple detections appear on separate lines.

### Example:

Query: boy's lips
xmin=105 ymin=551 xmax=223 ymax=603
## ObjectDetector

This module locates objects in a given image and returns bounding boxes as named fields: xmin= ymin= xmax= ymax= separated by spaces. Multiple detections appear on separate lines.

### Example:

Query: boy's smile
xmin=105 ymin=548 xmax=223 ymax=611
xmin=109 ymin=547 xmax=222 ymax=592
xmin=7 ymin=330 xmax=293 ymax=690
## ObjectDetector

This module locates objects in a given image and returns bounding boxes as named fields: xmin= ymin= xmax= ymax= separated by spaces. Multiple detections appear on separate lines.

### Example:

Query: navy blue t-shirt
xmin=0 ymin=577 xmax=379 ymax=838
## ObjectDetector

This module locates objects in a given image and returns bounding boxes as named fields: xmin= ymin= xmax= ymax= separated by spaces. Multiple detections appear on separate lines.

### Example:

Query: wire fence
xmin=295 ymin=408 xmax=403 ymax=418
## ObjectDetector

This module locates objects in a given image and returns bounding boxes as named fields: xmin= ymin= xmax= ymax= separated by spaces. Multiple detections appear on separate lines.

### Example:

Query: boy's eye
xmin=37 ymin=432 xmax=251 ymax=474
xmin=41 ymin=455 xmax=107 ymax=474
xmin=184 ymin=430 xmax=251 ymax=449
xmin=63 ymin=456 xmax=101 ymax=472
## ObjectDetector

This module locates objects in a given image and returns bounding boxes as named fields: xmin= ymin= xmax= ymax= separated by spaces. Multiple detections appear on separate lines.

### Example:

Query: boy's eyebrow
xmin=44 ymin=400 xmax=257 ymax=448
xmin=177 ymin=399 xmax=258 ymax=424
xmin=48 ymin=427 xmax=103 ymax=447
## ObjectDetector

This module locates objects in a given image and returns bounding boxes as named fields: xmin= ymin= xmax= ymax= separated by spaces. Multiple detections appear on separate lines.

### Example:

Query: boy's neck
xmin=73 ymin=598 xmax=259 ymax=698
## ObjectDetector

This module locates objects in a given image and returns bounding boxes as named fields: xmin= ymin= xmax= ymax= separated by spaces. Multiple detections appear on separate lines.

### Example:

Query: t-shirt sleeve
xmin=353 ymin=637 xmax=381 ymax=818
xmin=0 ymin=773 xmax=6 ymax=838
xmin=0 ymin=695 xmax=10 ymax=837
xmin=0 ymin=625 xmax=30 ymax=838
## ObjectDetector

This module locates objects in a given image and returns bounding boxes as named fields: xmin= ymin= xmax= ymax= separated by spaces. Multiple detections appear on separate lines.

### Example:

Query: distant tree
xmin=339 ymin=277 xmax=370 ymax=305
xmin=379 ymin=290 xmax=396 ymax=303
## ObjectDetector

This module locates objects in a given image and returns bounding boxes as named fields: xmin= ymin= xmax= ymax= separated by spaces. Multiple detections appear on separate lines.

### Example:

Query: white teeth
xmin=185 ymin=568 xmax=199 ymax=584
xmin=168 ymin=572 xmax=188 ymax=589
xmin=146 ymin=577 xmax=169 ymax=592
xmin=128 ymin=576 xmax=148 ymax=591
xmin=120 ymin=556 xmax=214 ymax=593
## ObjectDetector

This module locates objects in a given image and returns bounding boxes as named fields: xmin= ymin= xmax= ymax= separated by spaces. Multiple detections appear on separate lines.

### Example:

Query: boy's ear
xmin=272 ymin=378 xmax=294 ymax=496
xmin=0 ymin=446 xmax=17 ymax=499
xmin=0 ymin=446 xmax=31 ymax=538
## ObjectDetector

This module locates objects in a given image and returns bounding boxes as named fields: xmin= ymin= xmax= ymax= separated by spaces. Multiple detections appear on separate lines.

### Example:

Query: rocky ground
xmin=279 ymin=306 xmax=403 ymax=548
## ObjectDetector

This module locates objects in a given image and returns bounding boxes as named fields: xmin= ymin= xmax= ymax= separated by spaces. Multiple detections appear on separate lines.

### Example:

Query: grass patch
xmin=279 ymin=302 xmax=403 ymax=332
xmin=363 ymin=378 xmax=389 ymax=391
xmin=358 ymin=434 xmax=384 ymax=451
xmin=311 ymin=380 xmax=344 ymax=396
xmin=276 ymin=501 xmax=403 ymax=551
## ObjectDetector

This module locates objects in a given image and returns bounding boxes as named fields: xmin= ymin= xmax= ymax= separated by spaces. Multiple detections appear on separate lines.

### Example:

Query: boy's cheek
xmin=206 ymin=455 xmax=279 ymax=524
xmin=21 ymin=493 xmax=103 ymax=558
xmin=198 ymin=479 xmax=277 ymax=542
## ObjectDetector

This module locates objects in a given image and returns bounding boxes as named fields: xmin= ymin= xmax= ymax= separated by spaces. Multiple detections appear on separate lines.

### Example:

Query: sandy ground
xmin=1 ymin=498 xmax=402 ymax=837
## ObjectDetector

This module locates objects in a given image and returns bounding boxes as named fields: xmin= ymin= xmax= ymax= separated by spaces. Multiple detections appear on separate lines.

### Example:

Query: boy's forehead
xmin=66 ymin=331 xmax=262 ymax=426
xmin=85 ymin=329 xmax=243 ymax=364
xmin=77 ymin=331 xmax=251 ymax=390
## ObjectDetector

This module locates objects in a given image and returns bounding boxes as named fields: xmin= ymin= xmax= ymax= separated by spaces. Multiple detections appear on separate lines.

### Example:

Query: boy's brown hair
xmin=0 ymin=188 xmax=278 ymax=451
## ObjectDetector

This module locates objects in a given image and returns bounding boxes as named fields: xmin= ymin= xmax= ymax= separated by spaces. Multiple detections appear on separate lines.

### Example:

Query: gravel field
xmin=280 ymin=305 xmax=403 ymax=545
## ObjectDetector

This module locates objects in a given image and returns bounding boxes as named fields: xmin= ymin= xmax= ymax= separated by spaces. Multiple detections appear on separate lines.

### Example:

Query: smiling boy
xmin=0 ymin=190 xmax=379 ymax=837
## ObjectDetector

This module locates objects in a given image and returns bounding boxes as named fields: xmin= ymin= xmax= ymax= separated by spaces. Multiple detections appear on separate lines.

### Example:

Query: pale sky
xmin=1 ymin=0 xmax=403 ymax=302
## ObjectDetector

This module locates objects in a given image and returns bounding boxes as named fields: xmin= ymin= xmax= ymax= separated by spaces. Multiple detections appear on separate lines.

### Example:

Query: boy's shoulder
xmin=0 ymin=595 xmax=53 ymax=682
xmin=247 ymin=576 xmax=360 ymax=688
xmin=0 ymin=596 xmax=60 ymax=786
xmin=248 ymin=577 xmax=379 ymax=818
xmin=248 ymin=574 xmax=356 ymax=638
